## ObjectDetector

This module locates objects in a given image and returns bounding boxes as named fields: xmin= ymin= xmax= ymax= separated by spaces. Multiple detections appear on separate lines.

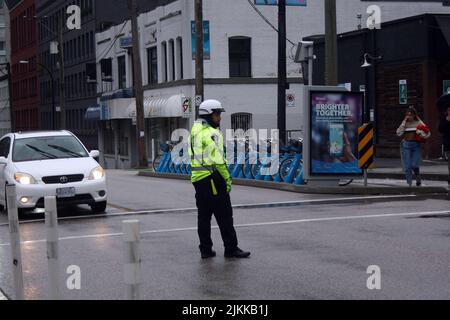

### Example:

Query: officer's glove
xmin=227 ymin=179 xmax=232 ymax=193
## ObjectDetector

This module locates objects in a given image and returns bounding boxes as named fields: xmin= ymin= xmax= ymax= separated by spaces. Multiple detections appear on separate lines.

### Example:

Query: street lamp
xmin=361 ymin=53 xmax=383 ymax=123
xmin=361 ymin=53 xmax=382 ymax=68
xmin=20 ymin=60 xmax=56 ymax=130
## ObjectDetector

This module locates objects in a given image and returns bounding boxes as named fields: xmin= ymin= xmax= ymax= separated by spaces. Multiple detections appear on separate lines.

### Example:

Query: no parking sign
xmin=286 ymin=93 xmax=295 ymax=108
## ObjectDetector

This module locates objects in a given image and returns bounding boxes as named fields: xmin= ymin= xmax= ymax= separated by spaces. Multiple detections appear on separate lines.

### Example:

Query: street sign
xmin=399 ymin=80 xmax=407 ymax=105
xmin=195 ymin=95 xmax=202 ymax=107
xmin=286 ymin=93 xmax=295 ymax=108
xmin=443 ymin=80 xmax=450 ymax=94
xmin=254 ymin=0 xmax=307 ymax=6
xmin=182 ymin=98 xmax=192 ymax=119
xmin=120 ymin=37 xmax=133 ymax=49
xmin=358 ymin=123 xmax=375 ymax=169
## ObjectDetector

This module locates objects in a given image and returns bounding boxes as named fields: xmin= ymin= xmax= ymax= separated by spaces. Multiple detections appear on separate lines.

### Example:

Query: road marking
xmin=107 ymin=202 xmax=133 ymax=212
xmin=0 ymin=194 xmax=419 ymax=227
xmin=0 ymin=209 xmax=448 ymax=247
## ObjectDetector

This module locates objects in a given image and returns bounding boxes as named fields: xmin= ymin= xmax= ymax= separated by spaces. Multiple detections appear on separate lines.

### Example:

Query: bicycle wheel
xmin=152 ymin=155 xmax=161 ymax=172
xmin=251 ymin=162 xmax=262 ymax=178
xmin=279 ymin=158 xmax=294 ymax=181
xmin=243 ymin=161 xmax=253 ymax=179
xmin=280 ymin=158 xmax=303 ymax=182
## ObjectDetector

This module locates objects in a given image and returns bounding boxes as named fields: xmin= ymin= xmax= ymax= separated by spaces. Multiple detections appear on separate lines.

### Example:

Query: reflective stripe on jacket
xmin=189 ymin=119 xmax=231 ymax=186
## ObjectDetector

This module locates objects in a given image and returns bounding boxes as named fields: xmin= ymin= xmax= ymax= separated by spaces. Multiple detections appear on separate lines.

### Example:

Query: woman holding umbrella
xmin=437 ymin=92 xmax=450 ymax=188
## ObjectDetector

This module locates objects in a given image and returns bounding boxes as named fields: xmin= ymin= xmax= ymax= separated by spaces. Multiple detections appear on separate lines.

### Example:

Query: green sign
xmin=399 ymin=80 xmax=407 ymax=105
xmin=443 ymin=80 xmax=450 ymax=94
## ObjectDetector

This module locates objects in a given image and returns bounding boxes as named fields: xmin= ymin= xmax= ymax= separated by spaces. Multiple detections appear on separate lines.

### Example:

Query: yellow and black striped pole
xmin=358 ymin=123 xmax=375 ymax=186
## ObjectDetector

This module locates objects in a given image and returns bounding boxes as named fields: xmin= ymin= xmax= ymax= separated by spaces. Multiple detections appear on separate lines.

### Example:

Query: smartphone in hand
xmin=329 ymin=123 xmax=344 ymax=157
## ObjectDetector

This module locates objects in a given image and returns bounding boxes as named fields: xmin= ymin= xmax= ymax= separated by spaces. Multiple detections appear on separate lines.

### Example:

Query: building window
xmin=147 ymin=47 xmax=158 ymax=84
xmin=169 ymin=39 xmax=175 ymax=81
xmin=161 ymin=41 xmax=167 ymax=82
xmin=117 ymin=55 xmax=126 ymax=89
xmin=231 ymin=113 xmax=253 ymax=132
xmin=176 ymin=37 xmax=183 ymax=80
xmin=229 ymin=37 xmax=251 ymax=77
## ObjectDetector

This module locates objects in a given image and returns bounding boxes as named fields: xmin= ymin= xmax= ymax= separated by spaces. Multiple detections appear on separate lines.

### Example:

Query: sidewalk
xmin=369 ymin=158 xmax=449 ymax=181
xmin=139 ymin=170 xmax=449 ymax=196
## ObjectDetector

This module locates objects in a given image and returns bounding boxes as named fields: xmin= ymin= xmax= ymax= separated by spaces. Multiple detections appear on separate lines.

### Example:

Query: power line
xmin=246 ymin=0 xmax=296 ymax=46
xmin=96 ymin=20 xmax=129 ymax=63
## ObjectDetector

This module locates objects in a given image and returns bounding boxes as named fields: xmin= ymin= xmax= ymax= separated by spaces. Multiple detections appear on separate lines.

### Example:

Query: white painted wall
xmin=95 ymin=0 xmax=450 ymax=135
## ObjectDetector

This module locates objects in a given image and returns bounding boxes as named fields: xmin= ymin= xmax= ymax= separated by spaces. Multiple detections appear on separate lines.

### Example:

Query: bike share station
xmin=152 ymin=85 xmax=375 ymax=189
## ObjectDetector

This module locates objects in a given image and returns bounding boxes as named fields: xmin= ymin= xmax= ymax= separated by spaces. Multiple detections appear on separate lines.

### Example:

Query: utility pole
xmin=195 ymin=0 xmax=204 ymax=118
xmin=278 ymin=0 xmax=287 ymax=145
xmin=128 ymin=0 xmax=148 ymax=168
xmin=58 ymin=18 xmax=66 ymax=129
xmin=324 ymin=0 xmax=338 ymax=86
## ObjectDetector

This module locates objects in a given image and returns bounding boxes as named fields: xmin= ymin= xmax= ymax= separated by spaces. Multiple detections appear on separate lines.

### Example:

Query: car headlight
xmin=89 ymin=166 xmax=105 ymax=180
xmin=14 ymin=172 xmax=37 ymax=185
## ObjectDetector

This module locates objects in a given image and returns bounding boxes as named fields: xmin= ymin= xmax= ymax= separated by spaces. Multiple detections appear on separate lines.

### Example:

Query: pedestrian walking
xmin=189 ymin=99 xmax=251 ymax=259
xmin=438 ymin=105 xmax=450 ymax=188
xmin=396 ymin=106 xmax=431 ymax=187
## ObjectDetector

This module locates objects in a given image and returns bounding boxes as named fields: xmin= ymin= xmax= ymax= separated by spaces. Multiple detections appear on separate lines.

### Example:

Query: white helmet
xmin=199 ymin=99 xmax=226 ymax=115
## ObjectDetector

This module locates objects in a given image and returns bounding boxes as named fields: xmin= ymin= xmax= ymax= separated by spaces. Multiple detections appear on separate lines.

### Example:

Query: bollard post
xmin=123 ymin=220 xmax=141 ymax=300
xmin=6 ymin=185 xmax=25 ymax=300
xmin=44 ymin=196 xmax=60 ymax=300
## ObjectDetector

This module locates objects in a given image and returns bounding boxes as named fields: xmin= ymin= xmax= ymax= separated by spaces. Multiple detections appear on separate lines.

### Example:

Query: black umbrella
xmin=437 ymin=92 xmax=450 ymax=110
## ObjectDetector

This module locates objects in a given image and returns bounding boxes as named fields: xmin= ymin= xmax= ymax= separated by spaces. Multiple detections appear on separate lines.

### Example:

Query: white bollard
xmin=6 ymin=185 xmax=25 ymax=300
xmin=123 ymin=220 xmax=141 ymax=300
xmin=45 ymin=196 xmax=60 ymax=300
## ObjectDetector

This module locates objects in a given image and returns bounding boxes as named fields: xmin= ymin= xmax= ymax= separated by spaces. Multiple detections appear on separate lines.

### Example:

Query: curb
xmin=369 ymin=172 xmax=448 ymax=182
xmin=138 ymin=171 xmax=449 ymax=195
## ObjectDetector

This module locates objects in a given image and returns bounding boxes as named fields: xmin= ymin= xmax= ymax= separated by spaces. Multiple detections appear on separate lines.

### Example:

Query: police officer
xmin=190 ymin=99 xmax=251 ymax=259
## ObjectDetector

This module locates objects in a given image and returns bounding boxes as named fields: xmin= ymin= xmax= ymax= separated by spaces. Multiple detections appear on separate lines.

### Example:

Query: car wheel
xmin=90 ymin=201 xmax=107 ymax=214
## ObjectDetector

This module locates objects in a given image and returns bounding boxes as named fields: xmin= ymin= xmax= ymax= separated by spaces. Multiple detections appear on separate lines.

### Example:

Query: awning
xmin=84 ymin=106 xmax=101 ymax=121
xmin=100 ymin=89 xmax=134 ymax=102
xmin=126 ymin=94 xmax=186 ymax=119
xmin=436 ymin=16 xmax=450 ymax=48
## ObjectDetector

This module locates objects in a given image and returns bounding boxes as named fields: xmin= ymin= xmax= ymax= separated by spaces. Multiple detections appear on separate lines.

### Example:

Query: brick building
xmin=306 ymin=14 xmax=450 ymax=159
xmin=7 ymin=0 xmax=39 ymax=132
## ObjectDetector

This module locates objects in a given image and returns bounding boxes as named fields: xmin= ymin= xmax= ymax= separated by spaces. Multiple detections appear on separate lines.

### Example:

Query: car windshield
xmin=13 ymin=136 xmax=89 ymax=162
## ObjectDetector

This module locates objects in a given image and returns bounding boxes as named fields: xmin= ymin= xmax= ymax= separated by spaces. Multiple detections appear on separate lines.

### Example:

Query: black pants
xmin=193 ymin=177 xmax=238 ymax=253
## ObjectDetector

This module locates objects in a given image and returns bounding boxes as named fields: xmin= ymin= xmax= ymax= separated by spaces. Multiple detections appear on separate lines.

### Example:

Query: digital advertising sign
xmin=307 ymin=90 xmax=364 ymax=177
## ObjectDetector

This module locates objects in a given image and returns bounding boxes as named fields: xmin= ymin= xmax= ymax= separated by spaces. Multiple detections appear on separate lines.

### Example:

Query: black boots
xmin=201 ymin=250 xmax=217 ymax=259
xmin=224 ymin=248 xmax=251 ymax=259
xmin=201 ymin=247 xmax=251 ymax=259
xmin=414 ymin=169 xmax=422 ymax=187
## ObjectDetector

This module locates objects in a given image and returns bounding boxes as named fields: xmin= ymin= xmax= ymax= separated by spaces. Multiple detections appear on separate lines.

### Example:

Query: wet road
xmin=0 ymin=170 xmax=449 ymax=300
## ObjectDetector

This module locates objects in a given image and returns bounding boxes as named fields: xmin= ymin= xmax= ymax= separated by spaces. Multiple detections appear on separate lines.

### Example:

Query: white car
xmin=0 ymin=131 xmax=107 ymax=214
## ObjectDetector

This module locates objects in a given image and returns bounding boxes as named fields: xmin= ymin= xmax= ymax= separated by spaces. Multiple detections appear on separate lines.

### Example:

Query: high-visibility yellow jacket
xmin=189 ymin=119 xmax=231 ymax=192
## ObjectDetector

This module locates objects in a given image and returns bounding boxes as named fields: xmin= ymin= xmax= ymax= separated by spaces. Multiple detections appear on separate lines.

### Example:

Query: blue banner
xmin=254 ymin=0 xmax=307 ymax=6
xmin=191 ymin=21 xmax=210 ymax=60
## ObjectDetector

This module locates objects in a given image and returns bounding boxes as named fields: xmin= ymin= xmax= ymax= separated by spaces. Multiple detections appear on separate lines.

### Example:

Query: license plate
xmin=56 ymin=187 xmax=76 ymax=198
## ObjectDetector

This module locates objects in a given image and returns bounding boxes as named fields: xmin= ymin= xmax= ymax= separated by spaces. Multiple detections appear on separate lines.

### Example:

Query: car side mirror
xmin=0 ymin=156 xmax=7 ymax=165
xmin=89 ymin=150 xmax=100 ymax=158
